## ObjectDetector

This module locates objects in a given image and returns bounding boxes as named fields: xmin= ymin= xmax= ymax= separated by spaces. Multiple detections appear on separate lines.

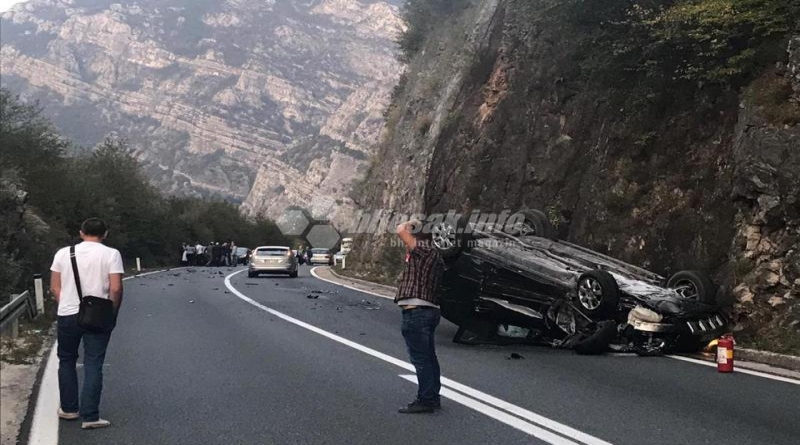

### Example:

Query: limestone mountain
xmin=348 ymin=0 xmax=800 ymax=352
xmin=0 ymin=0 xmax=402 ymax=224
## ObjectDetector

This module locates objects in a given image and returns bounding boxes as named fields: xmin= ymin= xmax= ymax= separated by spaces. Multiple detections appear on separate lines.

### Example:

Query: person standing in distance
xmin=395 ymin=219 xmax=445 ymax=414
xmin=50 ymin=218 xmax=124 ymax=429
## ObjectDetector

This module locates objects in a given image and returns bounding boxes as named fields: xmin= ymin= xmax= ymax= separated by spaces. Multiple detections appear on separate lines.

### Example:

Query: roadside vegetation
xmin=0 ymin=89 xmax=287 ymax=305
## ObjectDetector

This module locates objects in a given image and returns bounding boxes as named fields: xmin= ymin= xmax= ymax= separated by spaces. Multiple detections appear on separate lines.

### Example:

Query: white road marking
xmin=311 ymin=267 xmax=800 ymax=386
xmin=28 ymin=346 xmax=59 ymax=445
xmin=399 ymin=375 xmax=579 ymax=445
xmin=437 ymin=377 xmax=612 ymax=445
xmin=666 ymin=355 xmax=800 ymax=386
xmin=29 ymin=267 xmax=181 ymax=445
xmin=309 ymin=266 xmax=394 ymax=301
xmin=226 ymin=269 xmax=611 ymax=445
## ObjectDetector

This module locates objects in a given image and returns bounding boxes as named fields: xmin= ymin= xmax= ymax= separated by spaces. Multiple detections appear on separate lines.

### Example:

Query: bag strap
xmin=69 ymin=245 xmax=84 ymax=301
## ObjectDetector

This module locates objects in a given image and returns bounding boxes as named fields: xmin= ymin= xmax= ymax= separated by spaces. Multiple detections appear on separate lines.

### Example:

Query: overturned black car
xmin=430 ymin=210 xmax=727 ymax=355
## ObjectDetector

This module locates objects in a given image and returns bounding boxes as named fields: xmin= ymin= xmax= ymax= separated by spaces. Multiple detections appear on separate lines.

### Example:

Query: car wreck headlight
xmin=628 ymin=305 xmax=663 ymax=324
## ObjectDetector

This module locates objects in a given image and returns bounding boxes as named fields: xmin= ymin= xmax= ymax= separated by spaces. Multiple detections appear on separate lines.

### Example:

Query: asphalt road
xmin=57 ymin=266 xmax=800 ymax=445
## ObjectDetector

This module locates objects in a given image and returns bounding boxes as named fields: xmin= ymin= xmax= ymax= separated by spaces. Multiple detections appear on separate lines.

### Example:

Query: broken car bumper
xmin=630 ymin=313 xmax=727 ymax=337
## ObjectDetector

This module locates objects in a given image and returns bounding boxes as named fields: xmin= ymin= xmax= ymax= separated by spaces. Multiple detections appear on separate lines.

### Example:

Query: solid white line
xmin=311 ymin=267 xmax=800 ymax=387
xmin=29 ymin=267 xmax=180 ymax=445
xmin=225 ymin=270 xmax=610 ymax=445
xmin=309 ymin=266 xmax=394 ymax=301
xmin=438 ymin=377 xmax=613 ymax=445
xmin=227 ymin=269 xmax=413 ymax=372
xmin=28 ymin=345 xmax=60 ymax=445
xmin=399 ymin=375 xmax=579 ymax=445
xmin=666 ymin=355 xmax=800 ymax=385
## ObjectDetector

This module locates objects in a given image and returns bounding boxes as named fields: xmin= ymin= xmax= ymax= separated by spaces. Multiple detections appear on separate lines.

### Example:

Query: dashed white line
xmin=226 ymin=269 xmax=612 ymax=445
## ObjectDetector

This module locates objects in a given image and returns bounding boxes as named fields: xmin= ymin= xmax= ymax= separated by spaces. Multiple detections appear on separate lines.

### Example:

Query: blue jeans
xmin=401 ymin=307 xmax=441 ymax=404
xmin=57 ymin=315 xmax=112 ymax=421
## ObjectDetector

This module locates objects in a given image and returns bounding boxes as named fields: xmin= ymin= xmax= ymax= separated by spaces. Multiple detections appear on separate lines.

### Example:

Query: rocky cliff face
xmin=349 ymin=0 xmax=800 ymax=351
xmin=0 ymin=0 xmax=402 ymax=224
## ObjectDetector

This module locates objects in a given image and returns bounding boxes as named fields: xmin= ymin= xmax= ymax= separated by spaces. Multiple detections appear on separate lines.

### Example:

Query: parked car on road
xmin=248 ymin=246 xmax=298 ymax=278
xmin=431 ymin=209 xmax=727 ymax=355
xmin=333 ymin=250 xmax=345 ymax=263
xmin=235 ymin=247 xmax=250 ymax=265
xmin=309 ymin=248 xmax=333 ymax=265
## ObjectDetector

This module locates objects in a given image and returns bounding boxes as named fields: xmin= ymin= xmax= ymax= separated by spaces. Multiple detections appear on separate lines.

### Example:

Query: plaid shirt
xmin=395 ymin=245 xmax=445 ymax=305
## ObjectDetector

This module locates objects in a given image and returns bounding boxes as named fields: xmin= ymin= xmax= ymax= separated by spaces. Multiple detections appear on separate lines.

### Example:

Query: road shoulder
xmin=314 ymin=266 xmax=396 ymax=300
xmin=0 ymin=329 xmax=53 ymax=445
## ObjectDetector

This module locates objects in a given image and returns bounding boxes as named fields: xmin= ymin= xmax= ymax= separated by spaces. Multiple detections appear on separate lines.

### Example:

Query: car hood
xmin=609 ymin=272 xmax=717 ymax=315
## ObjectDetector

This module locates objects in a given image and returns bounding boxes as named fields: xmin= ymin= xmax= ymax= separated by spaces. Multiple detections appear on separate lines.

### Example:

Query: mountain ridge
xmin=1 ymin=0 xmax=403 ymax=224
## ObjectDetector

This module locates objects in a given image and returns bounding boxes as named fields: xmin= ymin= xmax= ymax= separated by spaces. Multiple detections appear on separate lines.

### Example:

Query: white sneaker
xmin=81 ymin=419 xmax=111 ymax=429
xmin=57 ymin=408 xmax=79 ymax=420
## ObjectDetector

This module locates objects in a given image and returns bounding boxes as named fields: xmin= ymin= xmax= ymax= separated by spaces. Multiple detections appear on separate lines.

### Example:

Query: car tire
xmin=575 ymin=270 xmax=620 ymax=319
xmin=574 ymin=320 xmax=617 ymax=355
xmin=247 ymin=271 xmax=256 ymax=278
xmin=289 ymin=271 xmax=298 ymax=278
xmin=667 ymin=270 xmax=717 ymax=305
xmin=431 ymin=214 xmax=470 ymax=259
xmin=508 ymin=209 xmax=556 ymax=239
xmin=673 ymin=335 xmax=706 ymax=353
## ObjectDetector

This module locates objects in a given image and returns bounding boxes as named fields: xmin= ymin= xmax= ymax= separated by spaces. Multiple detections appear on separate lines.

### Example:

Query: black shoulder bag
xmin=70 ymin=246 xmax=116 ymax=332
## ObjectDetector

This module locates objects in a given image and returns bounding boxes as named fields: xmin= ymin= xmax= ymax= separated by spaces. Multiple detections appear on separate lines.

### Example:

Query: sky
xmin=0 ymin=0 xmax=28 ymax=13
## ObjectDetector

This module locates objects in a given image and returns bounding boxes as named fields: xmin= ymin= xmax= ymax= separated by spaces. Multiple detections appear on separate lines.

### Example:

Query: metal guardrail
xmin=0 ymin=290 xmax=38 ymax=339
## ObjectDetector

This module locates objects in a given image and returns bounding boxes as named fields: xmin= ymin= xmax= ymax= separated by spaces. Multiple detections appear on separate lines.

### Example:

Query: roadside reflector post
xmin=136 ymin=257 xmax=142 ymax=272
xmin=342 ymin=256 xmax=346 ymax=270
xmin=33 ymin=273 xmax=44 ymax=315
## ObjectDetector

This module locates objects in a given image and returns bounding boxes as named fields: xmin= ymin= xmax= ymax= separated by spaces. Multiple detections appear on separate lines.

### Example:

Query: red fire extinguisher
xmin=717 ymin=334 xmax=734 ymax=373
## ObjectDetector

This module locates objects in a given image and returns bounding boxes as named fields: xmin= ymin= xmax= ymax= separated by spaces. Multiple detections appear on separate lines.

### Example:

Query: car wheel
xmin=672 ymin=335 xmax=706 ymax=353
xmin=507 ymin=209 xmax=555 ymax=239
xmin=667 ymin=270 xmax=717 ymax=306
xmin=247 ymin=271 xmax=256 ymax=278
xmin=575 ymin=270 xmax=620 ymax=319
xmin=431 ymin=215 xmax=469 ymax=259
xmin=573 ymin=320 xmax=617 ymax=355
xmin=290 ymin=271 xmax=298 ymax=278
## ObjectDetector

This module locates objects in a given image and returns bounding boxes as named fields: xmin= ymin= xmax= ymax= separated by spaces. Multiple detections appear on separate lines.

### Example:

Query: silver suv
xmin=248 ymin=246 xmax=298 ymax=278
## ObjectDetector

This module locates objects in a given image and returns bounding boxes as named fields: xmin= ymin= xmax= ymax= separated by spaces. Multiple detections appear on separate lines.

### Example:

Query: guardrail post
xmin=136 ymin=257 xmax=142 ymax=272
xmin=33 ymin=273 xmax=44 ymax=315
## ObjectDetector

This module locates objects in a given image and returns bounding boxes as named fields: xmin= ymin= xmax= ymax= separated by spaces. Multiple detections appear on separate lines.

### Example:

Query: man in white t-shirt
xmin=195 ymin=242 xmax=205 ymax=265
xmin=50 ymin=218 xmax=124 ymax=430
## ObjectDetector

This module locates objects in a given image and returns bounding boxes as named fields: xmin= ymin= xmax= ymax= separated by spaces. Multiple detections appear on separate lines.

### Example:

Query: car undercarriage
xmin=431 ymin=210 xmax=728 ymax=355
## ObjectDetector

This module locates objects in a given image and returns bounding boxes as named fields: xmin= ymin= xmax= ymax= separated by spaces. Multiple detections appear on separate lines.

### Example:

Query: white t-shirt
xmin=50 ymin=241 xmax=125 ymax=316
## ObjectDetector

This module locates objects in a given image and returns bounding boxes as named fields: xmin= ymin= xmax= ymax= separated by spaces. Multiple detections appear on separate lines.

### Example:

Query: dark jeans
xmin=401 ymin=307 xmax=441 ymax=404
xmin=57 ymin=315 xmax=112 ymax=422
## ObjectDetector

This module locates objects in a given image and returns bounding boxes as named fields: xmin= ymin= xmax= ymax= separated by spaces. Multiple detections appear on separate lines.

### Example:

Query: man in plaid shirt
xmin=395 ymin=219 xmax=445 ymax=414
